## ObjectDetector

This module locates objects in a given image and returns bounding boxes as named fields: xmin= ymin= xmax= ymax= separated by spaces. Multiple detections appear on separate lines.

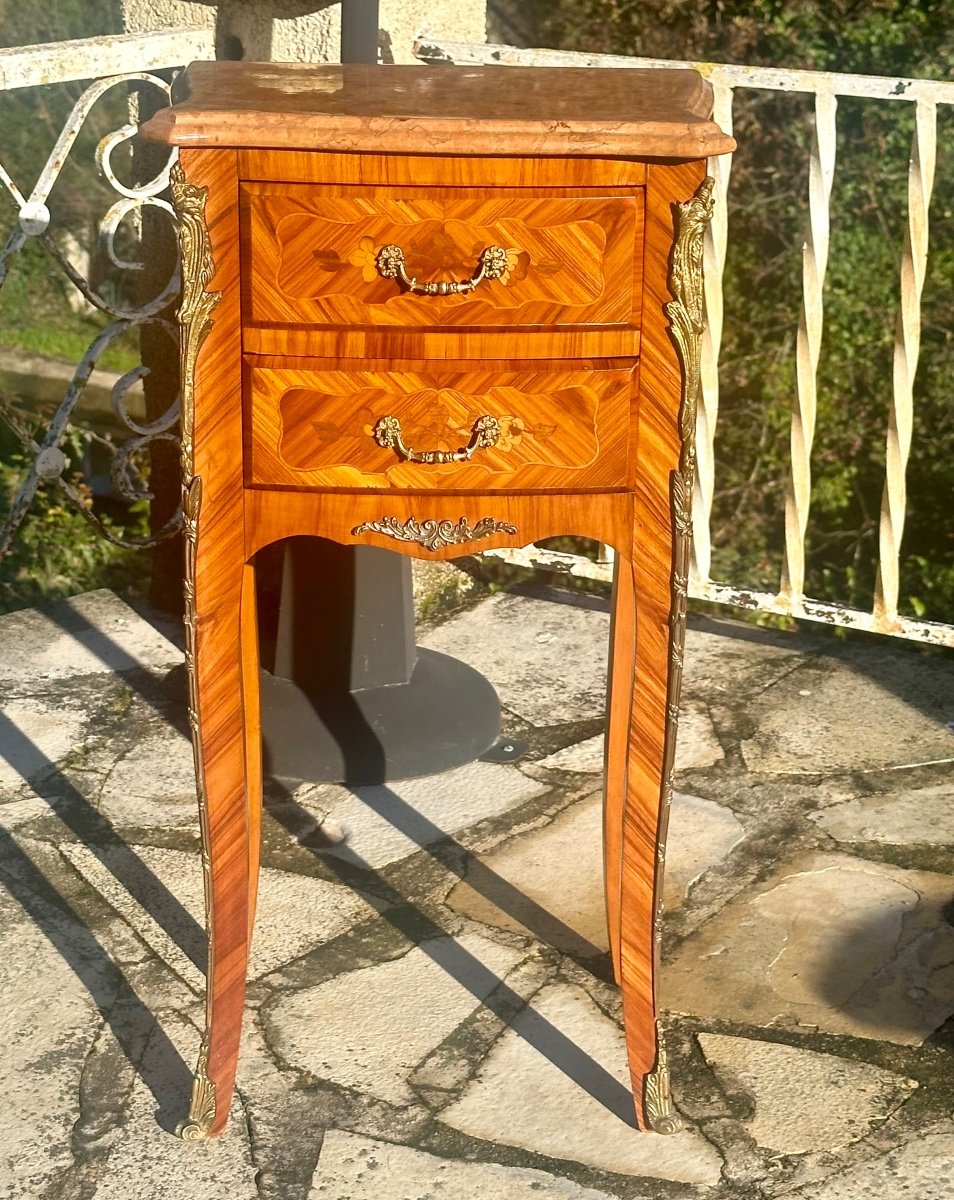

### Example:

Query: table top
xmin=141 ymin=61 xmax=735 ymax=158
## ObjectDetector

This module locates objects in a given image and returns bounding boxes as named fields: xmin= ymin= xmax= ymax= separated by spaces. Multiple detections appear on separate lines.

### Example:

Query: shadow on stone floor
xmin=0 ymin=608 xmax=206 ymax=1131
xmin=0 ymin=818 xmax=193 ymax=1133
xmin=4 ymin=594 xmax=633 ymax=1133
xmin=5 ymin=587 xmax=954 ymax=1198
xmin=813 ymin=882 xmax=954 ymax=1043
xmin=267 ymin=786 xmax=636 ymax=1127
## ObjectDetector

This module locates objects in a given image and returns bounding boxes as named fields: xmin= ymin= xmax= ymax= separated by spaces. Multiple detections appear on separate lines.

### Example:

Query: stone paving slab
xmin=697 ymin=1033 xmax=917 ymax=1155
xmin=0 ymin=590 xmax=181 ymax=686
xmin=0 ymin=871 xmax=108 ymax=1200
xmin=308 ymin=1131 xmax=621 ymax=1199
xmin=97 ymin=727 xmax=199 ymax=829
xmin=740 ymin=643 xmax=954 ymax=774
xmin=441 ymin=982 xmax=724 ymax=1183
xmin=447 ymin=789 xmax=745 ymax=953
xmin=421 ymin=591 xmax=610 ymax=725
xmin=1 ymin=587 xmax=953 ymax=1200
xmin=291 ymin=762 xmax=549 ymax=869
xmin=0 ymin=696 xmax=87 ymax=792
xmin=63 ymin=842 xmax=377 ymax=988
xmin=266 ymin=931 xmax=529 ymax=1107
xmin=421 ymin=594 xmax=835 ymax=736
xmin=810 ymin=782 xmax=954 ymax=845
xmin=664 ymin=850 xmax=954 ymax=1044
xmin=0 ymin=793 xmax=67 ymax=828
xmin=678 ymin=617 xmax=818 ymax=710
xmin=786 ymin=1129 xmax=954 ymax=1199
xmin=447 ymin=792 xmax=608 ymax=953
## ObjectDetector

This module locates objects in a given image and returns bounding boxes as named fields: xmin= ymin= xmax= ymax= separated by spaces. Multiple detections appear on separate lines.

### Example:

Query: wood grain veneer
xmin=237 ymin=150 xmax=649 ymax=188
xmin=241 ymin=318 xmax=643 ymax=362
xmin=151 ymin=63 xmax=730 ymax=1142
xmin=244 ymin=359 xmax=635 ymax=491
xmin=242 ymin=183 xmax=642 ymax=331
xmin=176 ymin=147 xmax=252 ymax=1139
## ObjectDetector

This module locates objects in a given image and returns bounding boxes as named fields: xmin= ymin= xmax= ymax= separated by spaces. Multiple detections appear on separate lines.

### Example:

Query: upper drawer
xmin=241 ymin=183 xmax=643 ymax=333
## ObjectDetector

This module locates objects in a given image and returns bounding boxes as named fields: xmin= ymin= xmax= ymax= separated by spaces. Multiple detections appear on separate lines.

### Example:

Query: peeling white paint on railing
xmin=416 ymin=40 xmax=954 ymax=103
xmin=0 ymin=29 xmax=210 ymax=554
xmin=0 ymin=29 xmax=214 ymax=90
xmin=417 ymin=39 xmax=954 ymax=648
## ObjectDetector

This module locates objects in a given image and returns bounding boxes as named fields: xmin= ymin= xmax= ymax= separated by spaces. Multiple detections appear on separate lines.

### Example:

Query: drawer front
xmin=245 ymin=362 xmax=634 ymax=491
xmin=242 ymin=184 xmax=642 ymax=331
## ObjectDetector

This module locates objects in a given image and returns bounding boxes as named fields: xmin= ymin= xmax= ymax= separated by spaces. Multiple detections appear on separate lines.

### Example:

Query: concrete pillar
xmin=121 ymin=1 xmax=486 ymax=64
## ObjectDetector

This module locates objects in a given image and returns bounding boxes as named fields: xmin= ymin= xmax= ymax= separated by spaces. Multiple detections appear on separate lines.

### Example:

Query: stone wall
xmin=121 ymin=1 xmax=486 ymax=64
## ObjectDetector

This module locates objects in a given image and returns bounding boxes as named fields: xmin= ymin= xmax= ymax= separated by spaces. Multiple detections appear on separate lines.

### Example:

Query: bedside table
xmin=142 ymin=60 xmax=733 ymax=1140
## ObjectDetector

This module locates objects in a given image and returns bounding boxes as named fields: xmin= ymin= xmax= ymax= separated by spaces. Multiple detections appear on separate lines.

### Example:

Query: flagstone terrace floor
xmin=0 ymin=584 xmax=952 ymax=1199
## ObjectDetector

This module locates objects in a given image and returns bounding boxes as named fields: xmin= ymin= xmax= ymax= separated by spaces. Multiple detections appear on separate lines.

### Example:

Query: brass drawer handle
xmin=375 ymin=244 xmax=509 ymax=295
xmin=372 ymin=414 xmax=500 ymax=464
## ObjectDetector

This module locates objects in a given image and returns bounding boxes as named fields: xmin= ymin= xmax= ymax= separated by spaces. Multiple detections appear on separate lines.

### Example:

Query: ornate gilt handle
xmin=372 ymin=414 xmax=500 ymax=465
xmin=375 ymin=244 xmax=509 ymax=295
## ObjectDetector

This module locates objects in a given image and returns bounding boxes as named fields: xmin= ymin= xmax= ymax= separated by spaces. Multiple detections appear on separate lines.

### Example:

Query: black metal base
xmin=260 ymin=646 xmax=501 ymax=787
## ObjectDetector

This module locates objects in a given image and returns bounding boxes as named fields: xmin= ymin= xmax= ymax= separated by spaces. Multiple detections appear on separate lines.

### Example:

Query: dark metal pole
xmin=259 ymin=2 xmax=507 ymax=784
xmin=340 ymin=0 xmax=380 ymax=64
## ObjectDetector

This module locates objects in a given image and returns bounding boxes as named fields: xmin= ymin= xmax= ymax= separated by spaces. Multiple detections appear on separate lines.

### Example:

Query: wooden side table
xmin=142 ymin=61 xmax=733 ymax=1140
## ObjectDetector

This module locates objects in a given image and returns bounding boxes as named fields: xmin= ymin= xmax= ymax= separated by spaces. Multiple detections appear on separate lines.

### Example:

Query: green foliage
xmin=0 ymin=0 xmax=164 ymax=611
xmin=0 ymin=242 xmax=139 ymax=371
xmin=0 ymin=0 xmax=144 ymax=371
xmin=0 ymin=0 xmax=121 ymax=48
xmin=491 ymin=0 xmax=954 ymax=625
xmin=0 ymin=431 xmax=149 ymax=614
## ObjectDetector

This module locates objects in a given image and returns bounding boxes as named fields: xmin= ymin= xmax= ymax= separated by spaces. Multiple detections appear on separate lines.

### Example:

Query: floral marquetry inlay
xmin=243 ymin=186 xmax=642 ymax=328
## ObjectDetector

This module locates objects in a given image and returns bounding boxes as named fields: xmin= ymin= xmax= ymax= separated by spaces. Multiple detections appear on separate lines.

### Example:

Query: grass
xmin=0 ymin=321 xmax=140 ymax=375
xmin=0 ymin=238 xmax=142 ymax=376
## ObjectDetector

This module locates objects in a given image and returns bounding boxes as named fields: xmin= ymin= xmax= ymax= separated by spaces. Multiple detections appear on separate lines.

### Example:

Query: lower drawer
xmin=244 ymin=360 xmax=635 ymax=491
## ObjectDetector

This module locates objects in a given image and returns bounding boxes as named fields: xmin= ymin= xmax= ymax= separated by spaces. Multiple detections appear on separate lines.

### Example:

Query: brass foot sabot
xmin=180 ymin=1033 xmax=217 ymax=1141
xmin=643 ymin=1029 xmax=683 ymax=1135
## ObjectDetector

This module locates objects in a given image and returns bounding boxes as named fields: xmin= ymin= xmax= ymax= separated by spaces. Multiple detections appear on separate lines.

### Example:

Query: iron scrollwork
xmin=0 ymin=72 xmax=184 ymax=560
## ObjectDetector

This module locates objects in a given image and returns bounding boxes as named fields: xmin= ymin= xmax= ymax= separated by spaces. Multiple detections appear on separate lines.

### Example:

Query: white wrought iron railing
xmin=1 ymin=31 xmax=951 ymax=648
xmin=0 ymin=28 xmax=213 ymax=555
xmin=417 ymin=39 xmax=954 ymax=649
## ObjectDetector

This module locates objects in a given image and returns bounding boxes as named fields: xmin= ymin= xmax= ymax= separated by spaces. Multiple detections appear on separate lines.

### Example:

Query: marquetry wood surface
xmin=613 ymin=160 xmax=707 ymax=1128
xmin=141 ymin=62 xmax=736 ymax=159
xmin=160 ymin=68 xmax=724 ymax=1138
xmin=180 ymin=147 xmax=258 ymax=1139
xmin=244 ymin=488 xmax=633 ymax=562
xmin=238 ymin=150 xmax=649 ymax=189
xmin=242 ymin=184 xmax=641 ymax=329
xmin=244 ymin=361 xmax=634 ymax=491
xmin=240 ymin=558 xmax=262 ymax=946
xmin=241 ymin=323 xmax=642 ymax=362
